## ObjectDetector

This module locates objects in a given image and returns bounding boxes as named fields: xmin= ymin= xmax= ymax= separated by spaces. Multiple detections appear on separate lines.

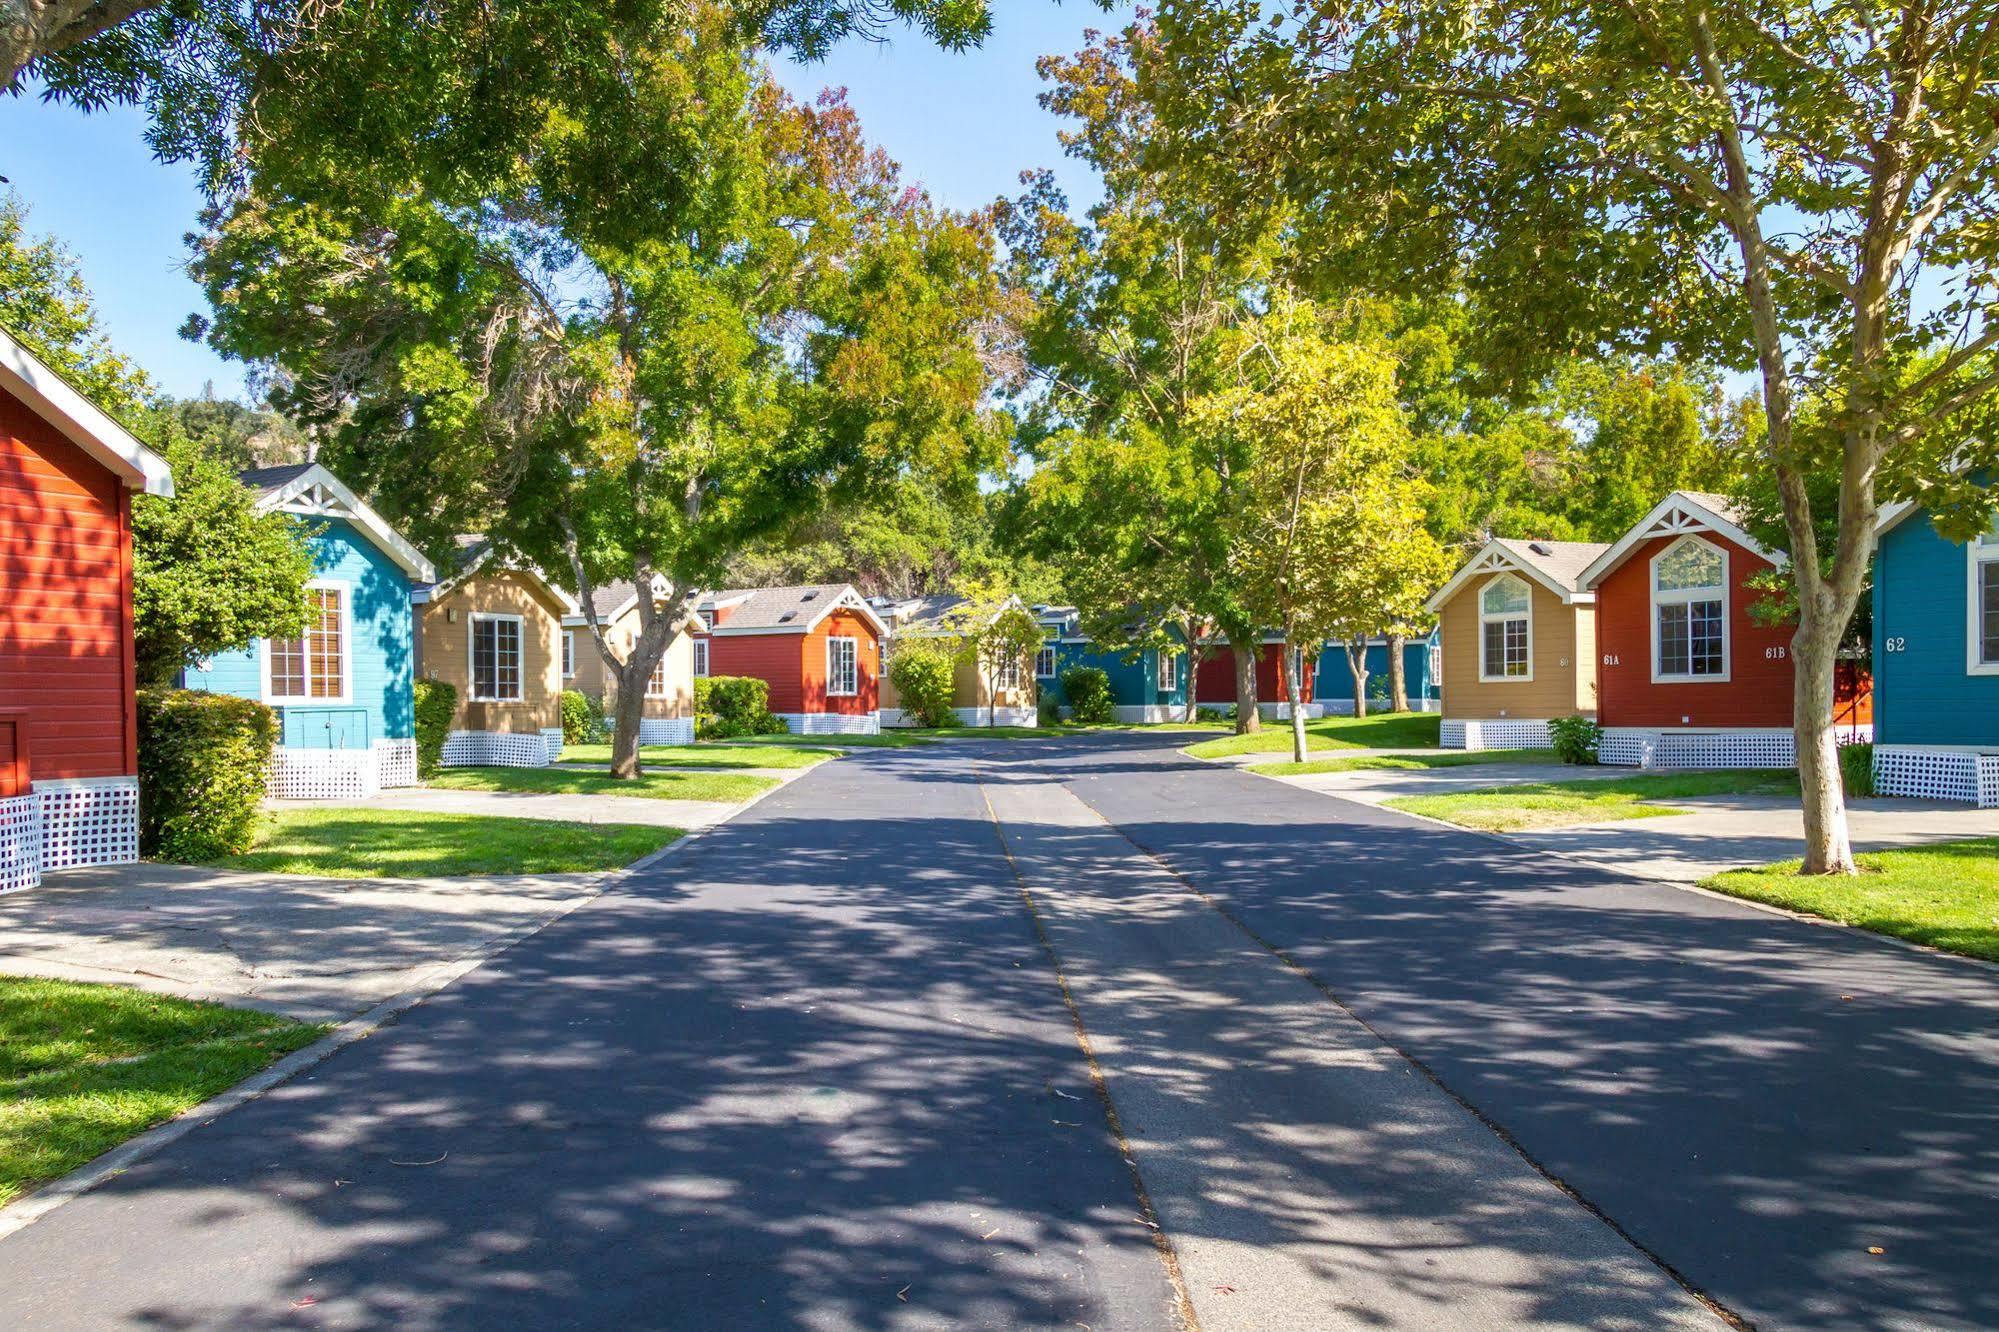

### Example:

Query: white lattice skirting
xmin=1 ymin=778 xmax=141 ymax=894
xmin=267 ymin=741 xmax=422 ymax=800
xmin=1112 ymin=705 xmax=1186 ymax=724
xmin=781 ymin=712 xmax=882 ymax=736
xmin=1600 ymin=727 xmax=1796 ymax=769
xmin=950 ymin=706 xmax=1038 ymax=728
xmin=541 ymin=728 xmax=566 ymax=762
xmin=1874 ymin=746 xmax=1999 ymax=805
xmin=639 ymin=718 xmax=695 ymax=746
xmin=440 ymin=731 xmax=557 ymax=769
xmin=1442 ymin=718 xmax=1554 ymax=750
xmin=1322 ymin=698 xmax=1440 ymax=718
xmin=1256 ymin=702 xmax=1325 ymax=721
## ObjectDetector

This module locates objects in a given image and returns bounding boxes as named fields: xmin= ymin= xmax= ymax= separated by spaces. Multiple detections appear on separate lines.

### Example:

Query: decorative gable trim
xmin=0 ymin=325 xmax=173 ymax=496
xmin=1578 ymin=491 xmax=1785 ymax=590
xmin=1427 ymin=540 xmax=1593 ymax=612
xmin=255 ymin=464 xmax=435 ymax=582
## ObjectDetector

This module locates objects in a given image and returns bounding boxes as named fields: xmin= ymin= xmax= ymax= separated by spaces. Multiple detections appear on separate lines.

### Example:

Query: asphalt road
xmin=2 ymin=732 xmax=1996 ymax=1330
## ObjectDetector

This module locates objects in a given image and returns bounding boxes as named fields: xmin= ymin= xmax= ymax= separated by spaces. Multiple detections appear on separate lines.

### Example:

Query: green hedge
xmin=1061 ymin=665 xmax=1115 ymax=725
xmin=886 ymin=641 xmax=957 ymax=728
xmin=696 ymin=676 xmax=788 ymax=739
xmin=136 ymin=688 xmax=275 ymax=861
xmin=1549 ymin=714 xmax=1602 ymax=765
xmin=413 ymin=678 xmax=457 ymax=778
xmin=1840 ymin=741 xmax=1875 ymax=798
xmin=560 ymin=689 xmax=605 ymax=744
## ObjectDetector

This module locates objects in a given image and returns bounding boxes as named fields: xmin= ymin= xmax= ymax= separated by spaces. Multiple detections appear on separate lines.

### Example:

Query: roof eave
xmin=0 ymin=326 xmax=174 ymax=496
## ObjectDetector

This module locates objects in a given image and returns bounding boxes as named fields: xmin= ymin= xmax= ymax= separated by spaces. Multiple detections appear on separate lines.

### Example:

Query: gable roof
xmin=873 ymin=593 xmax=1030 ymax=637
xmin=419 ymin=535 xmax=580 ymax=615
xmin=0 ymin=324 xmax=173 ymax=496
xmin=1426 ymin=537 xmax=1609 ymax=612
xmin=560 ymin=576 xmax=707 ymax=633
xmin=700 ymin=583 xmax=886 ymax=636
xmin=1577 ymin=490 xmax=1785 ymax=589
xmin=242 ymin=462 xmax=435 ymax=582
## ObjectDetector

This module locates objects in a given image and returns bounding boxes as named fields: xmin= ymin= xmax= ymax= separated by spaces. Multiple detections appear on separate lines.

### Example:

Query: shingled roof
xmin=1488 ymin=538 xmax=1611 ymax=593
xmin=702 ymin=584 xmax=885 ymax=635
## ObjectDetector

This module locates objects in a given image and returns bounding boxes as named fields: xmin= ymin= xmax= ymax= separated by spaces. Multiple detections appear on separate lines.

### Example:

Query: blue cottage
xmin=1315 ymin=631 xmax=1442 ymax=716
xmin=184 ymin=463 xmax=435 ymax=798
xmin=1871 ymin=497 xmax=1999 ymax=802
xmin=1034 ymin=607 xmax=1191 ymax=723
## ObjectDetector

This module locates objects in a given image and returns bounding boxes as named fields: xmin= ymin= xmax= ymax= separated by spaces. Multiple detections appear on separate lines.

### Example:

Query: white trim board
xmin=0 ymin=325 xmax=173 ymax=496
xmin=255 ymin=463 xmax=435 ymax=582
xmin=1578 ymin=490 xmax=1786 ymax=590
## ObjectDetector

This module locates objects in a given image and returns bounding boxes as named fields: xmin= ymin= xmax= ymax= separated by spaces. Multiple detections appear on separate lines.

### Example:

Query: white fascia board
xmin=0 ymin=325 xmax=173 ymax=495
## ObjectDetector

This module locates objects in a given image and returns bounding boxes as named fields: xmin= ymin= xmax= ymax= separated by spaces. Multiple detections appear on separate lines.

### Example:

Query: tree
xmin=189 ymin=32 xmax=1007 ymax=777
xmin=156 ymin=392 xmax=308 ymax=470
xmin=1153 ymin=0 xmax=1999 ymax=872
xmin=0 ymin=191 xmax=152 ymax=419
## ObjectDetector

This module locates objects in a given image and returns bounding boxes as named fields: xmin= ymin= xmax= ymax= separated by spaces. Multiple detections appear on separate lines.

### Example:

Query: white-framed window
xmin=993 ymin=653 xmax=1022 ymax=693
xmin=265 ymin=580 xmax=349 ymax=703
xmin=646 ymin=652 xmax=671 ymax=698
xmin=693 ymin=637 xmax=709 ymax=678
xmin=1035 ymin=644 xmax=1058 ymax=679
xmin=826 ymin=636 xmax=859 ymax=696
xmin=1652 ymin=536 xmax=1728 ymax=681
xmin=562 ymin=629 xmax=575 ymax=679
xmin=697 ymin=608 xmax=715 ymax=630
xmin=1478 ymin=575 xmax=1532 ymax=681
xmin=1968 ymin=516 xmax=1999 ymax=675
xmin=1157 ymin=650 xmax=1178 ymax=691
xmin=470 ymin=614 xmax=524 ymax=702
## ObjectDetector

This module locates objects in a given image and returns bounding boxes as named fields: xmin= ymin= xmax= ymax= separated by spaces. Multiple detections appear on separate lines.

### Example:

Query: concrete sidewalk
xmin=0 ymin=860 xmax=605 ymax=1021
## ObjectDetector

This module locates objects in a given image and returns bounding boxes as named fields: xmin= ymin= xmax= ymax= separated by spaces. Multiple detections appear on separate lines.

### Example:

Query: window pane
xmin=649 ymin=654 xmax=668 ymax=696
xmin=1504 ymin=619 xmax=1529 ymax=675
xmin=1658 ymin=603 xmax=1690 ymax=675
xmin=1656 ymin=540 xmax=1724 ymax=592
xmin=473 ymin=621 xmax=496 ymax=699
xmin=269 ymin=635 xmax=307 ymax=698
xmin=1689 ymin=600 xmax=1724 ymax=674
xmin=1983 ymin=562 xmax=1999 ymax=665
xmin=1481 ymin=577 xmax=1530 ymax=615
xmin=496 ymin=620 xmax=520 ymax=700
xmin=1036 ymin=646 xmax=1057 ymax=679
xmin=1483 ymin=621 xmax=1505 ymax=677
xmin=694 ymin=639 xmax=709 ymax=678
xmin=309 ymin=588 xmax=343 ymax=698
xmin=1158 ymin=652 xmax=1176 ymax=690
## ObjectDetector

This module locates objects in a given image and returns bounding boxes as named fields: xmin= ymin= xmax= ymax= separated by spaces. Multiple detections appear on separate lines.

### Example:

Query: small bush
xmin=560 ymin=689 xmax=605 ymax=744
xmin=696 ymin=676 xmax=788 ymax=739
xmin=1198 ymin=704 xmax=1235 ymax=724
xmin=1840 ymin=741 xmax=1875 ymax=798
xmin=413 ymin=678 xmax=458 ymax=778
xmin=136 ymin=688 xmax=275 ymax=861
xmin=1548 ymin=714 xmax=1603 ymax=765
xmin=1061 ymin=665 xmax=1116 ymax=725
xmin=1038 ymin=693 xmax=1062 ymax=728
xmin=886 ymin=641 xmax=958 ymax=729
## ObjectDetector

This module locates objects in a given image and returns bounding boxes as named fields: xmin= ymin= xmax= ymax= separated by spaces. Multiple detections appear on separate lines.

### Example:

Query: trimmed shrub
xmin=1061 ymin=665 xmax=1115 ymax=725
xmin=1548 ymin=713 xmax=1603 ymax=765
xmin=136 ymin=688 xmax=275 ymax=861
xmin=886 ymin=641 xmax=957 ymax=729
xmin=560 ymin=689 xmax=605 ymax=744
xmin=413 ymin=677 xmax=457 ymax=778
xmin=1840 ymin=741 xmax=1876 ymax=798
xmin=1198 ymin=704 xmax=1234 ymax=724
xmin=1037 ymin=693 xmax=1062 ymax=728
xmin=696 ymin=675 xmax=788 ymax=739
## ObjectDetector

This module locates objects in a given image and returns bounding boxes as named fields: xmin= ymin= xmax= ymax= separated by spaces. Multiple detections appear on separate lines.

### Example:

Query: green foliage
xmin=131 ymin=432 xmax=316 ymax=685
xmin=412 ymin=678 xmax=457 ymax=779
xmin=696 ymin=676 xmax=788 ymax=740
xmin=1548 ymin=715 xmax=1603 ymax=766
xmin=154 ymin=394 xmax=307 ymax=471
xmin=1038 ymin=693 xmax=1062 ymax=728
xmin=0 ymin=193 xmax=153 ymax=422
xmin=1198 ymin=705 xmax=1235 ymax=724
xmin=1061 ymin=665 xmax=1115 ymax=725
xmin=886 ymin=640 xmax=958 ymax=729
xmin=560 ymin=689 xmax=606 ymax=745
xmin=135 ymin=688 xmax=275 ymax=862
xmin=1840 ymin=743 xmax=1876 ymax=799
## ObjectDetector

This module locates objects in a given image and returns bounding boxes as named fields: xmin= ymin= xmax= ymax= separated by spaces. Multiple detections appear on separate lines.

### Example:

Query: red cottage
xmin=1193 ymin=635 xmax=1320 ymax=719
xmin=698 ymin=584 xmax=887 ymax=735
xmin=0 ymin=327 xmax=174 ymax=892
xmin=1578 ymin=490 xmax=1870 ymax=768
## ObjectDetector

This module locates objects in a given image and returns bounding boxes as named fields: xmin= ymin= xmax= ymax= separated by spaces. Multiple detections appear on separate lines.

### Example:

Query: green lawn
xmin=1185 ymin=711 xmax=1443 ymax=759
xmin=1704 ymin=839 xmax=1999 ymax=963
xmin=203 ymin=809 xmax=682 ymax=878
xmin=429 ymin=765 xmax=775 ymax=803
xmin=1385 ymin=769 xmax=1799 ymax=832
xmin=1248 ymin=748 xmax=1561 ymax=777
xmin=0 ymin=977 xmax=327 ymax=1207
xmin=558 ymin=742 xmax=839 ymax=769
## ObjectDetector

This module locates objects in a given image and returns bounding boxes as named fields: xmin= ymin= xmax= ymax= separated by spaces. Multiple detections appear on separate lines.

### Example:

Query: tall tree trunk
xmin=1232 ymin=643 xmax=1261 ymax=733
xmin=1283 ymin=644 xmax=1308 ymax=764
xmin=1183 ymin=618 xmax=1206 ymax=724
xmin=1387 ymin=632 xmax=1409 ymax=713
xmin=1792 ymin=621 xmax=1851 ymax=871
xmin=608 ymin=671 xmax=648 ymax=779
xmin=1 ymin=0 xmax=160 ymax=92
xmin=1345 ymin=638 xmax=1370 ymax=720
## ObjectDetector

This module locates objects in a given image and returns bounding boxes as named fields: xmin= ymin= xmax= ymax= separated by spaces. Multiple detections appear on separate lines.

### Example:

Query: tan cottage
xmin=873 ymin=593 xmax=1039 ymax=728
xmin=563 ymin=580 xmax=704 ymax=745
xmin=417 ymin=538 xmax=578 ymax=767
xmin=1426 ymin=538 xmax=1608 ymax=750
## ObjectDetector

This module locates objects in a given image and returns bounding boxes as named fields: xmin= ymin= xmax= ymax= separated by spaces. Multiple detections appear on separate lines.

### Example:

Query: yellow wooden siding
xmin=1437 ymin=572 xmax=1597 ymax=720
xmin=421 ymin=572 xmax=563 ymax=733
xmin=566 ymin=607 xmax=696 ymax=720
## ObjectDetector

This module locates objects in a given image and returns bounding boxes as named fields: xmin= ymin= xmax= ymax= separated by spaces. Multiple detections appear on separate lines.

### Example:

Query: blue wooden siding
xmin=1873 ymin=509 xmax=1999 ymax=746
xmin=184 ymin=517 xmax=417 ymax=746
xmin=1038 ymin=633 xmax=1190 ymax=712
xmin=1315 ymin=635 xmax=1440 ymax=706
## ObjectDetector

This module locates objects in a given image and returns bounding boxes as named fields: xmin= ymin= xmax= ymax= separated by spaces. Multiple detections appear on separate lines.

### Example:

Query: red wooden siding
xmin=0 ymin=386 xmax=138 ymax=781
xmin=706 ymin=610 xmax=881 ymax=717
xmin=1195 ymin=643 xmax=1313 ymax=706
xmin=708 ymin=631 xmax=806 ymax=714
xmin=1595 ymin=533 xmax=1795 ymax=729
xmin=801 ymin=610 xmax=880 ymax=716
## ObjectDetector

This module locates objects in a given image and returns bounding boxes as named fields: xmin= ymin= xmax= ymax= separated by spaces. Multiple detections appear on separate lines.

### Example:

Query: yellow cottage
xmin=562 ymin=579 xmax=704 ymax=745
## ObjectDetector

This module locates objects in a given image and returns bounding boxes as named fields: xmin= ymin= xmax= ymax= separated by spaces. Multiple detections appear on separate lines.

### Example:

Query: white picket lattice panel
xmin=267 ymin=747 xmax=380 ymax=801
xmin=1321 ymin=699 xmax=1358 ymax=717
xmin=37 ymin=778 xmax=139 ymax=870
xmin=1441 ymin=719 xmax=1468 ymax=749
xmin=1873 ymin=746 xmax=1999 ymax=806
xmin=949 ymin=706 xmax=1038 ymax=727
xmin=1112 ymin=705 xmax=1184 ymax=724
xmin=1600 ymin=728 xmax=1796 ymax=770
xmin=541 ymin=728 xmax=566 ymax=762
xmin=440 ymin=731 xmax=556 ymax=768
xmin=1451 ymin=719 xmax=1554 ymax=751
xmin=786 ymin=712 xmax=882 ymax=736
xmin=0 ymin=794 xmax=41 ymax=894
xmin=639 ymin=718 xmax=696 ymax=746
xmin=377 ymin=739 xmax=419 ymax=789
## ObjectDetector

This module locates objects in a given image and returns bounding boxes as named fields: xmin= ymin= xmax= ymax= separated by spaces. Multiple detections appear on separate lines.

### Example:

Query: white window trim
xmin=1650 ymin=536 xmax=1731 ymax=684
xmin=468 ymin=612 xmax=526 ymax=703
xmin=826 ymin=636 xmax=859 ymax=697
xmin=561 ymin=628 xmax=575 ymax=679
xmin=693 ymin=637 xmax=710 ymax=678
xmin=261 ymin=578 xmax=353 ymax=706
xmin=1157 ymin=650 xmax=1178 ymax=692
xmin=645 ymin=647 xmax=676 ymax=699
xmin=1477 ymin=574 xmax=1534 ymax=683
xmin=1967 ymin=537 xmax=1999 ymax=676
xmin=1035 ymin=644 xmax=1058 ymax=679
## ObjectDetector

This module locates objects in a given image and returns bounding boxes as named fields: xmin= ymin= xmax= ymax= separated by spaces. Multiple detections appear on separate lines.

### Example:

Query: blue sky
xmin=0 ymin=4 xmax=1125 ymax=400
